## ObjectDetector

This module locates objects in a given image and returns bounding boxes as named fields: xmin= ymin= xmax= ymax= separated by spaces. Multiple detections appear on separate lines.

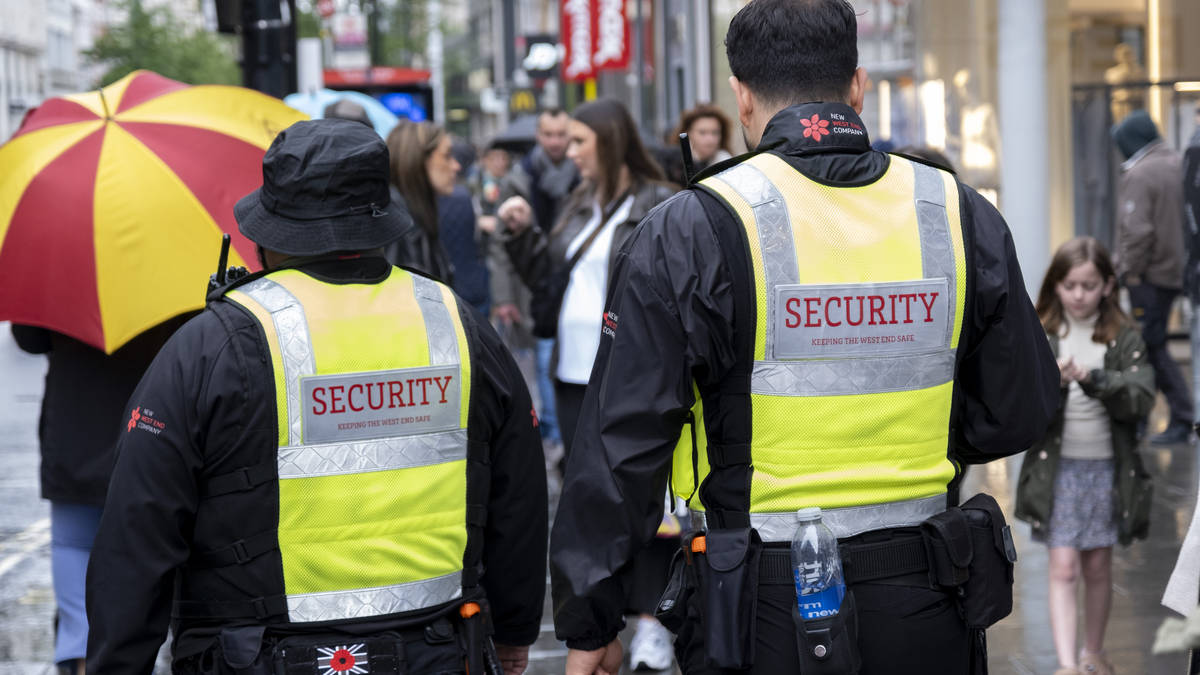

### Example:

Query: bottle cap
xmin=795 ymin=507 xmax=822 ymax=522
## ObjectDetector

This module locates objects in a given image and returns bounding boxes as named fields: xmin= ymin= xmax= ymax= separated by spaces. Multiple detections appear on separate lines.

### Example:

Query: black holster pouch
xmin=654 ymin=532 xmax=700 ymax=634
xmin=691 ymin=527 xmax=762 ymax=669
xmin=959 ymin=493 xmax=1017 ymax=628
xmin=791 ymin=589 xmax=862 ymax=675
xmin=921 ymin=493 xmax=1017 ymax=629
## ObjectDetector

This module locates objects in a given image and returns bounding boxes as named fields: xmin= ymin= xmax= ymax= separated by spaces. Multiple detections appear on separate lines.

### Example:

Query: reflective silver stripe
xmin=752 ymin=350 xmax=955 ymax=395
xmin=239 ymin=278 xmax=316 ymax=447
xmin=714 ymin=162 xmax=797 ymax=360
xmin=287 ymin=571 xmax=463 ymax=623
xmin=912 ymin=162 xmax=957 ymax=348
xmin=691 ymin=493 xmax=947 ymax=541
xmin=412 ymin=275 xmax=459 ymax=367
xmin=278 ymin=429 xmax=468 ymax=478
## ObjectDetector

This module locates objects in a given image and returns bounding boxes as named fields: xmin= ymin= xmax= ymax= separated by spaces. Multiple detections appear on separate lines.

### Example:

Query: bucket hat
xmin=235 ymin=118 xmax=412 ymax=256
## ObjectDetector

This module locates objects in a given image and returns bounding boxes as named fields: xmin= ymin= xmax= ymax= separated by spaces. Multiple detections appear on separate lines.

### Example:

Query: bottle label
xmin=794 ymin=579 xmax=845 ymax=620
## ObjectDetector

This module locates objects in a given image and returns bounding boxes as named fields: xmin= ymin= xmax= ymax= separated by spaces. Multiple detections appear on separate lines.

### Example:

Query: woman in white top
xmin=498 ymin=98 xmax=677 ymax=670
xmin=1015 ymin=237 xmax=1156 ymax=675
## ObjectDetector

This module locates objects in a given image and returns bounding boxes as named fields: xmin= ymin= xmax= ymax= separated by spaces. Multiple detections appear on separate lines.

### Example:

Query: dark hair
xmin=1036 ymin=236 xmax=1129 ymax=344
xmin=537 ymin=107 xmax=569 ymax=128
xmin=569 ymin=98 xmax=666 ymax=208
xmin=386 ymin=120 xmax=446 ymax=236
xmin=725 ymin=0 xmax=858 ymax=106
xmin=675 ymin=103 xmax=732 ymax=154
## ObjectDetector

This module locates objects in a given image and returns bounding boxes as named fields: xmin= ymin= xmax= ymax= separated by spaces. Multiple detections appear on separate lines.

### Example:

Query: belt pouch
xmin=214 ymin=626 xmax=269 ymax=675
xmin=920 ymin=508 xmax=973 ymax=589
xmin=791 ymin=589 xmax=862 ymax=675
xmin=959 ymin=493 xmax=1017 ymax=628
xmin=693 ymin=527 xmax=761 ymax=669
xmin=655 ymin=532 xmax=700 ymax=633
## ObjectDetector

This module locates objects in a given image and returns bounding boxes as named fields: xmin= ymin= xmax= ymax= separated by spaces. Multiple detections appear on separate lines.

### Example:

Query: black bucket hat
xmin=235 ymin=118 xmax=412 ymax=256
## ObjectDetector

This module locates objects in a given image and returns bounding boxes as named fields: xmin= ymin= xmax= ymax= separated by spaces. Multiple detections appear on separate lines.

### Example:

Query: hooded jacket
xmin=1112 ymin=114 xmax=1186 ymax=289
xmin=548 ymin=102 xmax=1060 ymax=649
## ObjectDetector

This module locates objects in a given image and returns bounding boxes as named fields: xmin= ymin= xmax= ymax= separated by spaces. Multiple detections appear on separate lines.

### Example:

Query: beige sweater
xmin=1059 ymin=313 xmax=1113 ymax=460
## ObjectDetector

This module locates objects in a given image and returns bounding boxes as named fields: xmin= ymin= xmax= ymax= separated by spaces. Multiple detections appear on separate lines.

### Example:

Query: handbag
xmin=529 ymin=189 xmax=632 ymax=339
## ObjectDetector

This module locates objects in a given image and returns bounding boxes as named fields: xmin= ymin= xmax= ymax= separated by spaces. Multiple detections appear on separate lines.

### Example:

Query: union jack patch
xmin=316 ymin=643 xmax=368 ymax=674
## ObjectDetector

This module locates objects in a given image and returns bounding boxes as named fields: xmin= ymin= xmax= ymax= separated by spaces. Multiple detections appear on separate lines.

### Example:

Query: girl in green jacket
xmin=1017 ymin=237 xmax=1156 ymax=675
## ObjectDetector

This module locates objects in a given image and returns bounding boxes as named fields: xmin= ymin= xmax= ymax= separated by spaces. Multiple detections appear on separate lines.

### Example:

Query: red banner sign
xmin=560 ymin=0 xmax=630 ymax=82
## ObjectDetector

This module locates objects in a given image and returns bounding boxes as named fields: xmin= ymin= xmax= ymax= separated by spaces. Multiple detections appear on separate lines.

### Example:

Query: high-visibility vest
xmin=673 ymin=153 xmax=968 ymax=541
xmin=224 ymin=266 xmax=473 ymax=623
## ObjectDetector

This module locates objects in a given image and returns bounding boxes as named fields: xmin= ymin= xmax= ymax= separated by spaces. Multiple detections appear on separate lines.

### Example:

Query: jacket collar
xmin=758 ymin=103 xmax=872 ymax=155
xmin=1121 ymin=138 xmax=1163 ymax=172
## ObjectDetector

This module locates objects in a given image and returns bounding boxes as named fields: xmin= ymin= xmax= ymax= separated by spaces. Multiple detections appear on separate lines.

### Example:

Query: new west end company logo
xmin=800 ymin=114 xmax=830 ymax=142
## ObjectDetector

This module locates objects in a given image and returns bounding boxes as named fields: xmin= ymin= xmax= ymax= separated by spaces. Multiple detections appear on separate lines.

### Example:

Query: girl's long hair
xmin=1035 ymin=236 xmax=1129 ymax=343
xmin=567 ymin=98 xmax=666 ymax=211
xmin=386 ymin=120 xmax=446 ymax=236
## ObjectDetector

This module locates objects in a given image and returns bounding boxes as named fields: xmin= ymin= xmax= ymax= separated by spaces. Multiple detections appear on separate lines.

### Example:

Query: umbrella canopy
xmin=0 ymin=70 xmax=308 ymax=354
xmin=283 ymin=88 xmax=400 ymax=139
xmin=490 ymin=114 xmax=538 ymax=154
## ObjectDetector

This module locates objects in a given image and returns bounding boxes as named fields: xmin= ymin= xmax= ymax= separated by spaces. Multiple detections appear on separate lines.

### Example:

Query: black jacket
xmin=12 ymin=317 xmax=190 ymax=505
xmin=1184 ymin=129 xmax=1200 ymax=303
xmin=548 ymin=103 xmax=1060 ymax=649
xmin=86 ymin=257 xmax=547 ymax=673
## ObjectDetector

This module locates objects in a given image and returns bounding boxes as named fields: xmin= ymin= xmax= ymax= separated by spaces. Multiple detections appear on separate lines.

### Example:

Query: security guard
xmin=86 ymin=119 xmax=547 ymax=675
xmin=551 ymin=2 xmax=1058 ymax=674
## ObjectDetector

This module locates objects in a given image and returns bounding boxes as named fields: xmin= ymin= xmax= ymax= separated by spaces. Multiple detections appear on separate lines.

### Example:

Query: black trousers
xmin=1128 ymin=282 xmax=1193 ymax=425
xmin=674 ymin=567 xmax=975 ymax=674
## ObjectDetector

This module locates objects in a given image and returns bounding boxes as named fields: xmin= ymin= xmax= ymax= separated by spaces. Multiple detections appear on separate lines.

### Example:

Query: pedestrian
xmin=439 ymin=137 xmax=490 ymax=317
xmin=549 ymin=2 xmax=1059 ymax=674
xmin=496 ymin=109 xmax=580 ymax=457
xmin=674 ymin=103 xmax=734 ymax=180
xmin=384 ymin=119 xmax=459 ymax=282
xmin=498 ymin=98 xmax=678 ymax=671
xmin=1111 ymin=110 xmax=1192 ymax=443
xmin=11 ymin=318 xmax=188 ymax=675
xmin=1183 ymin=103 xmax=1200 ymax=434
xmin=1015 ymin=236 xmax=1155 ymax=675
xmin=84 ymin=119 xmax=547 ymax=675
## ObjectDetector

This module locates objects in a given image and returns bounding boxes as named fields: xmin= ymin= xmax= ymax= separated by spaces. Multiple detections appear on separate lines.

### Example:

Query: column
xmin=998 ymin=0 xmax=1050 ymax=294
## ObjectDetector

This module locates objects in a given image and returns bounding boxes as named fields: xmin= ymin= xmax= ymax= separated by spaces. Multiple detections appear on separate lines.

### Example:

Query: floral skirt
xmin=1039 ymin=457 xmax=1118 ymax=550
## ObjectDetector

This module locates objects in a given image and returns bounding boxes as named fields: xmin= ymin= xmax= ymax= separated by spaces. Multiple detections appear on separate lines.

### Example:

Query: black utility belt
xmin=656 ymin=493 xmax=1018 ymax=674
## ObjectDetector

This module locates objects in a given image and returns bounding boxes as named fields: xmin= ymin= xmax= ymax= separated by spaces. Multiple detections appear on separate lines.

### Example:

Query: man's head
xmin=725 ymin=0 xmax=868 ymax=148
xmin=1111 ymin=110 xmax=1160 ymax=160
xmin=234 ymin=119 xmax=412 ymax=265
xmin=536 ymin=108 xmax=571 ymax=162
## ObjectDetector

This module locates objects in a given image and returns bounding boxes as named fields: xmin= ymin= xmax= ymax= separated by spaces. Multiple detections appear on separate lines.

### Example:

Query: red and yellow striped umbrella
xmin=0 ymin=70 xmax=308 ymax=353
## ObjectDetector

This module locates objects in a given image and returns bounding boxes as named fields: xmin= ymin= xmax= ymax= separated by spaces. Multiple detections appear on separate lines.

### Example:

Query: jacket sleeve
xmin=501 ymin=223 xmax=555 ymax=290
xmin=468 ymin=313 xmax=548 ymax=645
xmin=1184 ymin=145 xmax=1200 ymax=301
xmin=1118 ymin=173 xmax=1158 ymax=279
xmin=550 ymin=192 xmax=735 ymax=649
xmin=1079 ymin=326 xmax=1156 ymax=423
xmin=952 ymin=187 xmax=1060 ymax=463
xmin=85 ymin=311 xmax=234 ymax=674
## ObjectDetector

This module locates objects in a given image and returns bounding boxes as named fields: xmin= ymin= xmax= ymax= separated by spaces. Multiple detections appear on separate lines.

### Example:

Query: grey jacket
xmin=1117 ymin=141 xmax=1186 ymax=289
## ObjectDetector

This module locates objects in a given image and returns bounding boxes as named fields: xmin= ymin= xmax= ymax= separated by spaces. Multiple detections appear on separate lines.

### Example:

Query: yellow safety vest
xmin=226 ymin=266 xmax=472 ymax=623
xmin=674 ymin=153 xmax=968 ymax=541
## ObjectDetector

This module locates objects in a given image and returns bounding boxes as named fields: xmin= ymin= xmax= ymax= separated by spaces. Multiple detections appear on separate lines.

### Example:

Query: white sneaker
xmin=629 ymin=618 xmax=674 ymax=671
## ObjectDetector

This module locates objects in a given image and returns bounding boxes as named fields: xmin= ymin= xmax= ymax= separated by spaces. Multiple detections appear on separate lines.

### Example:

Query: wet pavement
xmin=0 ymin=323 xmax=1196 ymax=674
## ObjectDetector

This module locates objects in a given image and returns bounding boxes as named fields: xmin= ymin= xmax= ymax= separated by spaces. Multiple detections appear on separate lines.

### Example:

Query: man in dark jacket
xmin=551 ymin=2 xmax=1058 ymax=674
xmin=85 ymin=119 xmax=547 ymax=675
xmin=1184 ymin=103 xmax=1200 ymax=433
xmin=1112 ymin=110 xmax=1192 ymax=443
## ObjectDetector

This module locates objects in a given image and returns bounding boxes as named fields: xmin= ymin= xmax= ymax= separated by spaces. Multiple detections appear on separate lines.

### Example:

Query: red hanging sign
xmin=560 ymin=0 xmax=629 ymax=82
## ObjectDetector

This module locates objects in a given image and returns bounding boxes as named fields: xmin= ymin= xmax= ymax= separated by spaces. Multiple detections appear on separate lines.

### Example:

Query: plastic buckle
xmin=232 ymin=540 xmax=250 ymax=564
xmin=1001 ymin=525 xmax=1017 ymax=563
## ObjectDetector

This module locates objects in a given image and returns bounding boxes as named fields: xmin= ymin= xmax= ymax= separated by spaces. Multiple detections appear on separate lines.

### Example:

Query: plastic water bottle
xmin=791 ymin=507 xmax=846 ymax=620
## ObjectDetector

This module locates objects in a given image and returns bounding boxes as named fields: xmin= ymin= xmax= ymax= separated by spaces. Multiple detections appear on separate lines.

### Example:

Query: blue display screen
xmin=378 ymin=92 xmax=428 ymax=122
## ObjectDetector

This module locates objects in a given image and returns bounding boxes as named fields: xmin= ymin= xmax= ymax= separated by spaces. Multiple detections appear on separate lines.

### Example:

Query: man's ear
xmin=730 ymin=75 xmax=754 ymax=128
xmin=848 ymin=67 xmax=869 ymax=114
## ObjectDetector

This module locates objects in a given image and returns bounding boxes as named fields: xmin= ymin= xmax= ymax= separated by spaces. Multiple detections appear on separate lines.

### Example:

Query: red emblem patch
xmin=800 ymin=114 xmax=830 ymax=142
xmin=127 ymin=406 xmax=141 ymax=432
xmin=317 ymin=644 xmax=368 ymax=674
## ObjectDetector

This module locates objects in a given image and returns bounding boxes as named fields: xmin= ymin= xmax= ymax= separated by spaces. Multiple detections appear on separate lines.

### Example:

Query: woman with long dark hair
xmin=498 ymin=98 xmax=678 ymax=670
xmin=385 ymin=120 xmax=459 ymax=281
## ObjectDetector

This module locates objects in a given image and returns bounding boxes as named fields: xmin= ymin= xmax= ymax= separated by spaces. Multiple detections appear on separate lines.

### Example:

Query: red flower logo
xmin=127 ymin=406 xmax=141 ymax=432
xmin=800 ymin=114 xmax=830 ymax=141
xmin=329 ymin=649 xmax=355 ymax=672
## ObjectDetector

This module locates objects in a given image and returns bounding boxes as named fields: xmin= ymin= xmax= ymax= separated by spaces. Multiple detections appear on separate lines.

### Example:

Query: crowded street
xmin=0 ymin=326 xmax=1197 ymax=674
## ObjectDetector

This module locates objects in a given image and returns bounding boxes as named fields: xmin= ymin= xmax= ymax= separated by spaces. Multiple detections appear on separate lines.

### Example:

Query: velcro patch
xmin=302 ymin=365 xmax=460 ymax=443
xmin=772 ymin=279 xmax=950 ymax=359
